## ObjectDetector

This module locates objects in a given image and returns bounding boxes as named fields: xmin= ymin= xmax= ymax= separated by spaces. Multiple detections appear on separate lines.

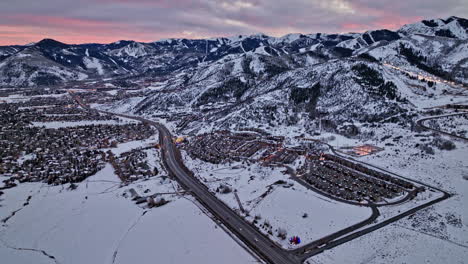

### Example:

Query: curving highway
xmin=72 ymin=93 xmax=301 ymax=264
xmin=72 ymin=93 xmax=452 ymax=264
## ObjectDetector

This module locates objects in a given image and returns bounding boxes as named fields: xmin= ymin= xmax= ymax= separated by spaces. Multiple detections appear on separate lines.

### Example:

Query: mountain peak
xmin=112 ymin=40 xmax=135 ymax=45
xmin=444 ymin=16 xmax=468 ymax=28
xmin=398 ymin=16 xmax=468 ymax=39
xmin=445 ymin=16 xmax=466 ymax=21
xmin=35 ymin=38 xmax=68 ymax=49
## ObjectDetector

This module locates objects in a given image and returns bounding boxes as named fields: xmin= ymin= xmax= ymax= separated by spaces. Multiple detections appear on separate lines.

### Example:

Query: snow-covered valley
xmin=1 ymin=14 xmax=467 ymax=264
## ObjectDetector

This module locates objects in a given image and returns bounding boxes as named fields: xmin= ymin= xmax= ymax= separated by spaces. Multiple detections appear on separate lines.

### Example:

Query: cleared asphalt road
xmin=73 ymin=93 xmax=451 ymax=263
xmin=72 ymin=95 xmax=300 ymax=264
xmin=149 ymin=123 xmax=300 ymax=264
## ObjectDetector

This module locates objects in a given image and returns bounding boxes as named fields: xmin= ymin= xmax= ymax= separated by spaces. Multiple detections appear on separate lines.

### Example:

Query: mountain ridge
xmin=0 ymin=16 xmax=466 ymax=90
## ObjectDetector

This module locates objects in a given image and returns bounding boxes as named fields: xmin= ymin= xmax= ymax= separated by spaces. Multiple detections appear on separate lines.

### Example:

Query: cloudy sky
xmin=0 ymin=0 xmax=467 ymax=45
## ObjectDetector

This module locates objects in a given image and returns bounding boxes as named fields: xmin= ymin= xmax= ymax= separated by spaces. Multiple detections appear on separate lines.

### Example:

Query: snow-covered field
xmin=0 ymin=164 xmax=255 ymax=264
xmin=101 ymin=134 xmax=159 ymax=156
xmin=0 ymin=93 xmax=67 ymax=103
xmin=248 ymin=186 xmax=372 ymax=248
xmin=181 ymin=147 xmax=443 ymax=251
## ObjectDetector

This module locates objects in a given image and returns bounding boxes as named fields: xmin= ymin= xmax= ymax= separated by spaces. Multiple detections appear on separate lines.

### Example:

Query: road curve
xmin=72 ymin=93 xmax=452 ymax=263
xmin=72 ymin=94 xmax=300 ymax=264
xmin=144 ymin=117 xmax=451 ymax=264
xmin=416 ymin=112 xmax=468 ymax=142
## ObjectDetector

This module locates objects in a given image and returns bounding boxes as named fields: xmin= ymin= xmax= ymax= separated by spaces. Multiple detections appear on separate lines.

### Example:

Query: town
xmin=0 ymin=91 xmax=156 ymax=190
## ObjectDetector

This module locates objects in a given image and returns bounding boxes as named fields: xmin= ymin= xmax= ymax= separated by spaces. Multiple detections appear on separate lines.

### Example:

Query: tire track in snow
xmin=1 ymin=195 xmax=33 ymax=224
xmin=110 ymin=210 xmax=148 ymax=264
xmin=0 ymin=237 xmax=60 ymax=264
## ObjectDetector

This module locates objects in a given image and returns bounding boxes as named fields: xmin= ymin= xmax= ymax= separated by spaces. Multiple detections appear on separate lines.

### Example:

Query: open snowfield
xmin=0 ymin=164 xmax=255 ymax=264
xmin=31 ymin=120 xmax=130 ymax=129
xmin=101 ymin=134 xmax=159 ymax=156
xmin=311 ymin=223 xmax=468 ymax=264
xmin=30 ymin=115 xmax=138 ymax=129
xmin=248 ymin=187 xmax=372 ymax=249
xmin=183 ymin=154 xmax=372 ymax=249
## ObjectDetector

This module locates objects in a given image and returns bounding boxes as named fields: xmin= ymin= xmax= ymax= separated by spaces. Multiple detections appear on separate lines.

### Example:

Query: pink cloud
xmin=0 ymin=14 xmax=167 ymax=45
xmin=0 ymin=0 xmax=464 ymax=45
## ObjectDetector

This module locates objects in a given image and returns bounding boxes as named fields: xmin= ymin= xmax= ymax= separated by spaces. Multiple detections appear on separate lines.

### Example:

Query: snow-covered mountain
xmin=94 ymin=16 xmax=465 ymax=135
xmin=399 ymin=16 xmax=468 ymax=39
xmin=0 ymin=16 xmax=466 ymax=89
xmin=1 ymin=15 xmax=466 ymax=134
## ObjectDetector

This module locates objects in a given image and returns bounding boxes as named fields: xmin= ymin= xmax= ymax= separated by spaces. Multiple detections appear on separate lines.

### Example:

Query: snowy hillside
xmin=0 ymin=16 xmax=467 ymax=135
xmin=0 ymin=47 xmax=88 ymax=87
xmin=399 ymin=16 xmax=468 ymax=39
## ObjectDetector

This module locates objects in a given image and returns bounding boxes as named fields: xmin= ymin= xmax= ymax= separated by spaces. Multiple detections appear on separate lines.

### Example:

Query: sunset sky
xmin=1 ymin=0 xmax=467 ymax=45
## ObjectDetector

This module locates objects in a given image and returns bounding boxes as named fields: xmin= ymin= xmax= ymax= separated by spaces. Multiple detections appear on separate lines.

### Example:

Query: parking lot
xmin=297 ymin=154 xmax=416 ymax=203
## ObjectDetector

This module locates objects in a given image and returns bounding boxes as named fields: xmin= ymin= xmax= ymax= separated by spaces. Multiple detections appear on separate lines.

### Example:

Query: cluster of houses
xmin=108 ymin=149 xmax=159 ymax=182
xmin=6 ymin=95 xmax=119 ymax=123
xmin=184 ymin=131 xmax=275 ymax=164
xmin=260 ymin=148 xmax=300 ymax=164
xmin=0 ymin=98 xmax=155 ymax=187
xmin=184 ymin=130 xmax=304 ymax=165
xmin=4 ymin=149 xmax=106 ymax=186
xmin=323 ymin=154 xmax=414 ymax=189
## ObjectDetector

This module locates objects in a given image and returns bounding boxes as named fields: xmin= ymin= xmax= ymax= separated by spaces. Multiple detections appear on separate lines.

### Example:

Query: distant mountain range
xmin=1 ymin=16 xmax=467 ymax=134
xmin=0 ymin=16 xmax=466 ymax=88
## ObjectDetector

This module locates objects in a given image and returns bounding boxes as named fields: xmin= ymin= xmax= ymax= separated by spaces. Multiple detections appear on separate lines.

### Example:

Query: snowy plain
xmin=0 ymin=164 xmax=256 ymax=264
xmin=183 ymin=154 xmax=373 ymax=249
